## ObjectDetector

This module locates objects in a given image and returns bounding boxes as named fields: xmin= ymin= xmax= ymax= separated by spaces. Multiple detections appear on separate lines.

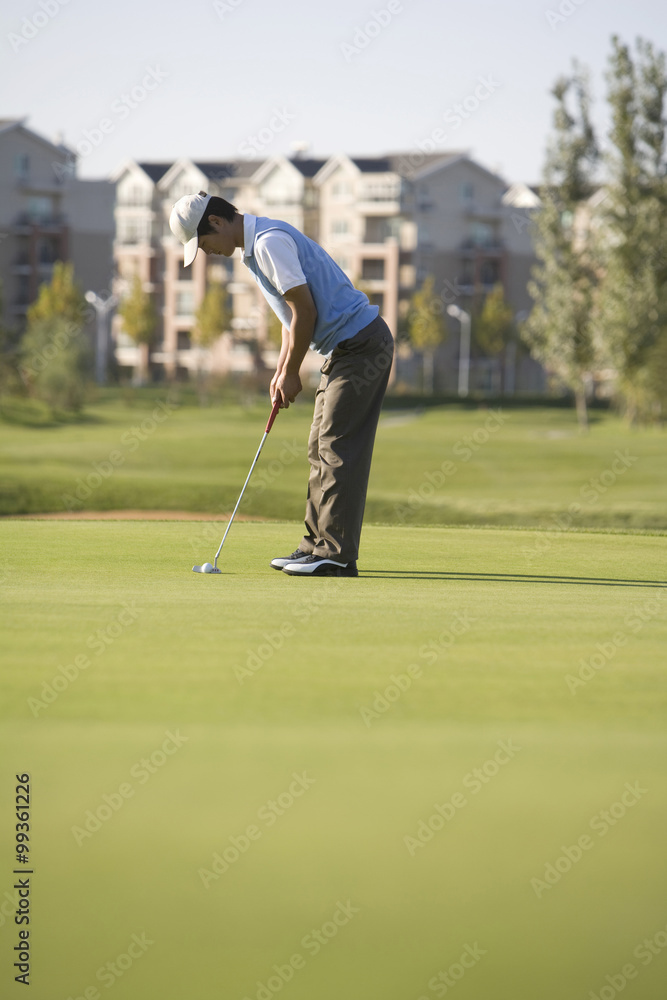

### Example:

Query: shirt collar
xmin=243 ymin=214 xmax=257 ymax=259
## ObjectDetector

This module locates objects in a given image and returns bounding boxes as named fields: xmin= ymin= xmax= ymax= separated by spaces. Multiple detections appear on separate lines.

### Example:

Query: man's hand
xmin=273 ymin=370 xmax=302 ymax=408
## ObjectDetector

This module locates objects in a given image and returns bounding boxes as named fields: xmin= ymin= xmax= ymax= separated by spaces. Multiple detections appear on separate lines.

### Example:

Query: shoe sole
xmin=281 ymin=565 xmax=358 ymax=578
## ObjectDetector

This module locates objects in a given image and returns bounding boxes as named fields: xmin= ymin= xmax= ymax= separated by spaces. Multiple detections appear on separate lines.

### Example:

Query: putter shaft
xmin=212 ymin=400 xmax=281 ymax=569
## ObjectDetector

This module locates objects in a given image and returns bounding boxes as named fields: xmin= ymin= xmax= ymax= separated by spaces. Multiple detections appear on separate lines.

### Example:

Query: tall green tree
xmin=475 ymin=284 xmax=516 ymax=394
xmin=407 ymin=275 xmax=447 ymax=394
xmin=27 ymin=260 xmax=87 ymax=328
xmin=118 ymin=274 xmax=158 ymax=385
xmin=524 ymin=66 xmax=599 ymax=429
xmin=192 ymin=281 xmax=231 ymax=402
xmin=18 ymin=263 xmax=90 ymax=413
xmin=20 ymin=316 xmax=89 ymax=414
xmin=595 ymin=36 xmax=667 ymax=422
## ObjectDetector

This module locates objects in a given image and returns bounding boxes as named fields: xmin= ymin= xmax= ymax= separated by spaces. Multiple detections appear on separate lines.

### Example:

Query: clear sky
xmin=1 ymin=0 xmax=664 ymax=185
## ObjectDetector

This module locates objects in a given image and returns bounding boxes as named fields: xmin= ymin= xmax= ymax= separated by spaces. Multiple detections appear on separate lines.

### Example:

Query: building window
xmin=177 ymin=330 xmax=191 ymax=350
xmin=176 ymin=291 xmax=194 ymax=316
xmin=332 ymin=181 xmax=351 ymax=199
xmin=331 ymin=219 xmax=349 ymax=235
xmin=15 ymin=154 xmax=30 ymax=180
xmin=177 ymin=260 xmax=192 ymax=281
xmin=470 ymin=222 xmax=494 ymax=246
xmin=37 ymin=237 xmax=58 ymax=265
xmin=26 ymin=196 xmax=54 ymax=223
xmin=460 ymin=181 xmax=474 ymax=204
xmin=480 ymin=261 xmax=500 ymax=285
xmin=361 ymin=259 xmax=385 ymax=280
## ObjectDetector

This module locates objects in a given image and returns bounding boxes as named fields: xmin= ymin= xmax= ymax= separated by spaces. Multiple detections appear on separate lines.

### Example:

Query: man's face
xmin=198 ymin=215 xmax=236 ymax=258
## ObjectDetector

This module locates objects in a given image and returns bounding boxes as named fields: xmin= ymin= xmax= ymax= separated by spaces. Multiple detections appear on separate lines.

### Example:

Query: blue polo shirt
xmin=242 ymin=214 xmax=379 ymax=356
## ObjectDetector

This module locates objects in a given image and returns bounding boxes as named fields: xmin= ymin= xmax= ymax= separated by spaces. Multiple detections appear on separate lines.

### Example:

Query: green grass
xmin=1 ymin=393 xmax=666 ymax=529
xmin=1 ymin=521 xmax=666 ymax=1000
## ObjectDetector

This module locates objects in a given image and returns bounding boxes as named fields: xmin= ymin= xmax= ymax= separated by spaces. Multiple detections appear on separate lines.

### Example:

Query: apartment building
xmin=110 ymin=149 xmax=542 ymax=391
xmin=112 ymin=154 xmax=328 ymax=381
xmin=0 ymin=118 xmax=114 ymax=332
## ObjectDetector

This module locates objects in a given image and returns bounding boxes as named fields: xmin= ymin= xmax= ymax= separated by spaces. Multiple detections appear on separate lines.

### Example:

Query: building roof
xmin=288 ymin=157 xmax=327 ymax=178
xmin=194 ymin=160 xmax=264 ymax=181
xmin=137 ymin=162 xmax=172 ymax=183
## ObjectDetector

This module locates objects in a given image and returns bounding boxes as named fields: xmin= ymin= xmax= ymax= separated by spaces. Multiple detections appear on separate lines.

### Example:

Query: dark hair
xmin=197 ymin=195 xmax=238 ymax=235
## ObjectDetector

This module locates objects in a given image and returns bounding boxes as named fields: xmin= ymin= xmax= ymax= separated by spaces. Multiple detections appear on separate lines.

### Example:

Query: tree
xmin=407 ymin=275 xmax=447 ymax=393
xmin=524 ymin=66 xmax=599 ymax=429
xmin=595 ymin=36 xmax=667 ymax=422
xmin=20 ymin=316 xmax=89 ymax=414
xmin=27 ymin=260 xmax=87 ymax=328
xmin=475 ymin=284 xmax=516 ymax=393
xmin=192 ymin=281 xmax=231 ymax=402
xmin=118 ymin=274 xmax=158 ymax=385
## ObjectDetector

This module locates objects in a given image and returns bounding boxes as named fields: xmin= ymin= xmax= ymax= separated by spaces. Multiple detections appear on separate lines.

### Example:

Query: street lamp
xmin=447 ymin=304 xmax=471 ymax=398
xmin=85 ymin=290 xmax=118 ymax=385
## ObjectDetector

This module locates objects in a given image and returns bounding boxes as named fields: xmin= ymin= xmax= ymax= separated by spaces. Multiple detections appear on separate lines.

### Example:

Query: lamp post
xmin=447 ymin=304 xmax=471 ymax=398
xmin=85 ymin=291 xmax=117 ymax=385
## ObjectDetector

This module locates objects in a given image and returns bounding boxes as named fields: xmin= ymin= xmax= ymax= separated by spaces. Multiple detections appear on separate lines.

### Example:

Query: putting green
xmin=1 ymin=520 xmax=666 ymax=1000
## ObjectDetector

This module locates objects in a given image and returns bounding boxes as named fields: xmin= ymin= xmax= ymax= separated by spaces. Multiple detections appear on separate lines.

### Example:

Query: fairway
xmin=1 ymin=519 xmax=666 ymax=1000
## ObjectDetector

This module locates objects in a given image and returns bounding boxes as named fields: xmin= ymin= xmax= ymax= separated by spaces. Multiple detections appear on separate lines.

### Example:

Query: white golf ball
xmin=202 ymin=562 xmax=214 ymax=573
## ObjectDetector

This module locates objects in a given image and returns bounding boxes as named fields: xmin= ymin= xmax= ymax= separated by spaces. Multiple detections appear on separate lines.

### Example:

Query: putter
xmin=193 ymin=399 xmax=281 ymax=574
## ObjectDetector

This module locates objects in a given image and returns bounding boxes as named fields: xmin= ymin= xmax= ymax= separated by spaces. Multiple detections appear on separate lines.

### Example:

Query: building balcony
xmin=459 ymin=239 xmax=505 ymax=257
xmin=11 ymin=213 xmax=67 ymax=233
xmin=357 ymin=199 xmax=401 ymax=216
xmin=463 ymin=203 xmax=504 ymax=219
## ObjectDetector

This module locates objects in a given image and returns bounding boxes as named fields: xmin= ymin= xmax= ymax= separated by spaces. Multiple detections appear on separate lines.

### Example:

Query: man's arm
xmin=272 ymin=283 xmax=318 ymax=408
xmin=270 ymin=326 xmax=290 ymax=402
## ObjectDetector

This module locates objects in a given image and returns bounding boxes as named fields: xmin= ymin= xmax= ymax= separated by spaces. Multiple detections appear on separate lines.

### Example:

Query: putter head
xmin=192 ymin=563 xmax=222 ymax=574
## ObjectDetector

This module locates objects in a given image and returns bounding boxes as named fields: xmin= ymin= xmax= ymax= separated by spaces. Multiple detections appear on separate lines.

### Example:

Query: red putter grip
xmin=265 ymin=399 xmax=280 ymax=434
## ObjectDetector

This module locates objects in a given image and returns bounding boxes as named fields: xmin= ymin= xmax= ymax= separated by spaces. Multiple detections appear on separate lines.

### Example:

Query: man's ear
xmin=207 ymin=214 xmax=223 ymax=232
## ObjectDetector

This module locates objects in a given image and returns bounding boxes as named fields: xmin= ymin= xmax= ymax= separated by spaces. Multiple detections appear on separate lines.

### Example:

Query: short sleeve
xmin=254 ymin=231 xmax=307 ymax=295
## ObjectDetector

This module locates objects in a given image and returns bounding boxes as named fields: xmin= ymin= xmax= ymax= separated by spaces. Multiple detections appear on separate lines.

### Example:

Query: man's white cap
xmin=169 ymin=190 xmax=211 ymax=266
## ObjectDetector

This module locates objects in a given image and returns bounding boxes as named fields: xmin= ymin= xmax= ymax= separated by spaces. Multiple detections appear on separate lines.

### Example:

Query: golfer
xmin=170 ymin=192 xmax=394 ymax=577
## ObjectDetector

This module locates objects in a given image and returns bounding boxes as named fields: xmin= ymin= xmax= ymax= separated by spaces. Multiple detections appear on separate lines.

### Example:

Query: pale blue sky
xmin=1 ymin=0 xmax=664 ymax=185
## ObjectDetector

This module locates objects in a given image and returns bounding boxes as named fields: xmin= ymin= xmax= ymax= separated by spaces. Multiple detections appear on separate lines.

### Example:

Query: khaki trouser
xmin=300 ymin=316 xmax=394 ymax=563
